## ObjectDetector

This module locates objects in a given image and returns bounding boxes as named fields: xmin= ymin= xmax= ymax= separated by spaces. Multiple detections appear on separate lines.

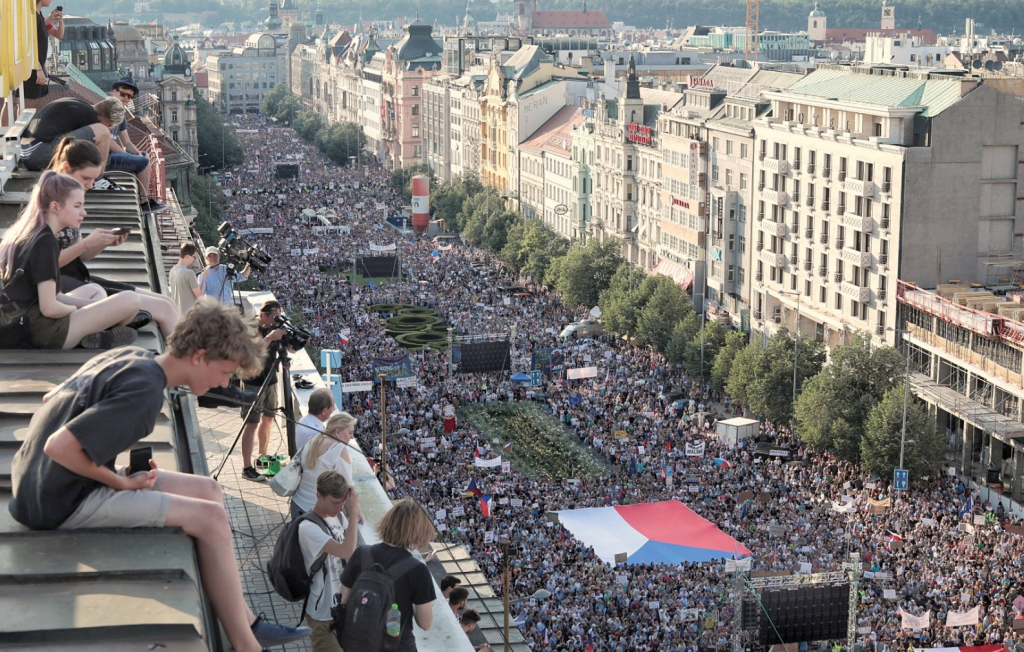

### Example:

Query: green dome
xmin=809 ymin=2 xmax=826 ymax=17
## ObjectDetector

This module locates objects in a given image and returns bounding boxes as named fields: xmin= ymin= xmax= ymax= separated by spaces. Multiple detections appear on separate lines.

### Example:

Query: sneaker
xmin=80 ymin=326 xmax=138 ymax=349
xmin=91 ymin=175 xmax=127 ymax=192
xmin=127 ymin=309 xmax=153 ymax=330
xmin=141 ymin=198 xmax=168 ymax=213
xmin=241 ymin=467 xmax=266 ymax=483
xmin=250 ymin=613 xmax=311 ymax=647
xmin=254 ymin=456 xmax=270 ymax=471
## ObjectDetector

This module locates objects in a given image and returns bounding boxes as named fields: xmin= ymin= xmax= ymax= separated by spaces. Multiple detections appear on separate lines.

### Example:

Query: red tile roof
xmin=822 ymin=28 xmax=936 ymax=44
xmin=531 ymin=10 xmax=611 ymax=29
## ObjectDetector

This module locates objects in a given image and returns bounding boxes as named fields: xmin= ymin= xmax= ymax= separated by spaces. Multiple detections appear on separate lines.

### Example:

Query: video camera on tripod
xmin=272 ymin=314 xmax=311 ymax=350
xmin=217 ymin=222 xmax=272 ymax=274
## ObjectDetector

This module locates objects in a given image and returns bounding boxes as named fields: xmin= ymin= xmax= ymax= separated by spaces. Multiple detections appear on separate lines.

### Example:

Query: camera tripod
xmin=211 ymin=342 xmax=298 ymax=481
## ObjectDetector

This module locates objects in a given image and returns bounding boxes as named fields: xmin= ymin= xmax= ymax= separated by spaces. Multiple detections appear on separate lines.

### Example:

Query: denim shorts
xmin=107 ymin=152 xmax=150 ymax=174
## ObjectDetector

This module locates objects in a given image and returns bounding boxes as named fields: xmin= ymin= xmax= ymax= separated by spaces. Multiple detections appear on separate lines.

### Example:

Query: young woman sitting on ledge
xmin=0 ymin=171 xmax=140 ymax=349
xmin=47 ymin=137 xmax=179 ymax=337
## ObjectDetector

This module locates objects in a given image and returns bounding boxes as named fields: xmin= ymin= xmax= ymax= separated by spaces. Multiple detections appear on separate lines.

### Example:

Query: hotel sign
xmin=627 ymin=123 xmax=654 ymax=146
xmin=672 ymin=196 xmax=691 ymax=210
xmin=687 ymin=75 xmax=714 ymax=90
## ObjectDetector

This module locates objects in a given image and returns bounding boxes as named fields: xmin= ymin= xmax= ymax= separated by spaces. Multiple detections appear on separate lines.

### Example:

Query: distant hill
xmin=72 ymin=0 xmax=1024 ymax=41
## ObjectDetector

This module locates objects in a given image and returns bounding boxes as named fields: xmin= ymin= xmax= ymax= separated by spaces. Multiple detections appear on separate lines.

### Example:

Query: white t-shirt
xmin=291 ymin=442 xmax=354 ymax=512
xmin=298 ymin=511 xmax=348 ymax=621
xmin=295 ymin=413 xmax=325 ymax=451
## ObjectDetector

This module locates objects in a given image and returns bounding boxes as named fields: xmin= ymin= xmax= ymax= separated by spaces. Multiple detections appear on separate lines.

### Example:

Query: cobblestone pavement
xmin=195 ymin=405 xmax=311 ymax=652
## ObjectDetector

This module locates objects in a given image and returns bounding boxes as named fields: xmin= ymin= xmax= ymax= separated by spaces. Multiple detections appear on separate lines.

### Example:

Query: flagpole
xmin=499 ymin=538 xmax=512 ymax=652
xmin=379 ymin=372 xmax=388 ymax=487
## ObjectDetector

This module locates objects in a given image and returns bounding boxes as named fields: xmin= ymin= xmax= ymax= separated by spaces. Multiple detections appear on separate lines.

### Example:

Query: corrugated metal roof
xmin=0 ymin=172 xmax=213 ymax=651
xmin=784 ymin=68 xmax=966 ymax=116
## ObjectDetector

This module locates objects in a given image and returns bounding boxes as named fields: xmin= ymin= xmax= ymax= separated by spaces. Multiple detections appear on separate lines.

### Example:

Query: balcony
xmin=837 ymin=204 xmax=846 ymax=216
xmin=790 ymin=255 xmax=798 ymax=266
xmin=821 ymin=200 xmax=830 ymax=212
xmin=878 ymin=288 xmax=888 ymax=302
xmin=844 ymin=177 xmax=875 ymax=197
xmin=807 ymin=163 xmax=816 ymax=174
xmin=840 ymin=281 xmax=871 ymax=303
xmin=753 ymin=310 xmax=763 ymax=320
xmin=763 ymin=157 xmax=791 ymax=175
xmin=760 ymin=220 xmax=787 ymax=237
xmin=880 ymin=217 xmax=891 ymax=231
xmin=756 ymin=271 xmax=764 ymax=282
xmin=875 ymin=325 xmax=886 ymax=336
xmin=840 ymin=248 xmax=873 ymax=268
xmin=759 ymin=249 xmax=787 ymax=267
xmin=882 ymin=181 xmax=892 ymax=194
xmin=819 ymin=233 xmax=829 ymax=245
xmin=762 ymin=188 xmax=789 ymax=206
xmin=822 ymin=167 xmax=831 ymax=179
xmin=803 ymin=259 xmax=812 ymax=271
xmin=833 ymin=271 xmax=844 ymax=283
xmin=793 ymin=160 xmax=801 ymax=173
xmin=841 ymin=213 xmax=874 ymax=233
xmin=806 ymin=196 xmax=815 ymax=208
xmin=792 ymin=191 xmax=800 ymax=203
xmin=818 ymin=266 xmax=828 ymax=278
xmin=835 ymin=239 xmax=845 ymax=250
xmin=838 ymin=169 xmax=847 ymax=182
xmin=804 ymin=227 xmax=813 ymax=238
xmin=879 ymin=253 xmax=889 ymax=267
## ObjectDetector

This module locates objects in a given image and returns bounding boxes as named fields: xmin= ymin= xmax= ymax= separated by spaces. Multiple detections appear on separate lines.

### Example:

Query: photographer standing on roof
xmin=239 ymin=300 xmax=287 ymax=483
xmin=200 ymin=245 xmax=249 ymax=306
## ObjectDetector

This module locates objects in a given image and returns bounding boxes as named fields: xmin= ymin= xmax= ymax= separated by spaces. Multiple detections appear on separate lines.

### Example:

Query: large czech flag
xmin=555 ymin=500 xmax=751 ymax=565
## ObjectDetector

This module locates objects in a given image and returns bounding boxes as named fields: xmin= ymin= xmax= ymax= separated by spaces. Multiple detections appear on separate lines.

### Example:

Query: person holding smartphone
xmin=7 ymin=297 xmax=312 ymax=651
xmin=21 ymin=0 xmax=65 ymax=110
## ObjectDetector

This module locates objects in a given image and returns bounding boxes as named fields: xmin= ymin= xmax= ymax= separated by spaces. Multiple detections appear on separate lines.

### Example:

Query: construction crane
xmin=745 ymin=0 xmax=760 ymax=62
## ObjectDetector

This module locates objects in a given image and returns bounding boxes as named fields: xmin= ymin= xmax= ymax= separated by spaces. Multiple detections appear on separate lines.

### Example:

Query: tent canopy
xmin=510 ymin=372 xmax=532 ymax=382
xmin=555 ymin=500 xmax=751 ymax=565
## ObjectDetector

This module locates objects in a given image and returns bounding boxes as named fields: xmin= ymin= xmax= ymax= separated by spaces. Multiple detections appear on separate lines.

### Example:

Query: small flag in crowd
xmin=514 ymin=613 xmax=526 ymax=628
xmin=480 ymin=495 xmax=493 ymax=518
xmin=884 ymin=529 xmax=903 ymax=542
xmin=713 ymin=458 xmax=734 ymax=468
xmin=959 ymin=496 xmax=973 ymax=519
xmin=465 ymin=478 xmax=482 ymax=498
xmin=337 ymin=328 xmax=350 ymax=344
xmin=366 ymin=278 xmax=376 ymax=290
xmin=503 ymin=442 xmax=513 ymax=451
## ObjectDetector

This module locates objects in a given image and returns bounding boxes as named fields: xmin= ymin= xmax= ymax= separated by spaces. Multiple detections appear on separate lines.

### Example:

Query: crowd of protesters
xmin=213 ymin=115 xmax=1024 ymax=652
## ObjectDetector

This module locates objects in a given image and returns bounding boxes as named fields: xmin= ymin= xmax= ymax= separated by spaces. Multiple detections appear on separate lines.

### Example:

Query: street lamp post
xmin=887 ymin=327 xmax=911 ymax=476
xmin=778 ymin=290 xmax=802 ymax=404
xmin=685 ymin=257 xmax=707 ymax=387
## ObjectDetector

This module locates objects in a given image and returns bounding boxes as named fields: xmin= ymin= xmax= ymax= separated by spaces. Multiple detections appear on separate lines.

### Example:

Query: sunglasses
xmin=117 ymin=90 xmax=135 ymax=99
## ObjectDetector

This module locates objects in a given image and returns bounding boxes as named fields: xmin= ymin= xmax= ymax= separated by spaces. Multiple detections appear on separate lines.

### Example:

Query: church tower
xmin=807 ymin=2 xmax=826 ymax=43
xmin=881 ymin=0 xmax=895 ymax=30
xmin=514 ymin=0 xmax=537 ymax=33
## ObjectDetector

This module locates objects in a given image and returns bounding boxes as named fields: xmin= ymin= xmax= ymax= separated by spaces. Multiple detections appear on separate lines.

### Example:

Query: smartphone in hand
xmin=128 ymin=446 xmax=153 ymax=475
xmin=111 ymin=227 xmax=131 ymax=236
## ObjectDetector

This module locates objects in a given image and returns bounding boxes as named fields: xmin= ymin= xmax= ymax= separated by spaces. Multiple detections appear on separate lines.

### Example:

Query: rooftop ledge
xmin=241 ymin=291 xmax=476 ymax=652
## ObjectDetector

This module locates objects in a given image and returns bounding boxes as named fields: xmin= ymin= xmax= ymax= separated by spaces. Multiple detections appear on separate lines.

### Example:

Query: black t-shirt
xmin=340 ymin=543 xmax=436 ymax=651
xmin=247 ymin=324 xmax=280 ymax=387
xmin=8 ymin=347 xmax=167 ymax=529
xmin=4 ymin=228 xmax=61 ymax=305
xmin=33 ymin=11 xmax=47 ymax=73
xmin=25 ymin=98 xmax=99 ymax=144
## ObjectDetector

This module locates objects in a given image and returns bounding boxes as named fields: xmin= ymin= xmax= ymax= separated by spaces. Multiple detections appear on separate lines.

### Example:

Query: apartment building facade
xmin=207 ymin=32 xmax=286 ymax=114
xmin=753 ymin=66 xmax=1024 ymax=352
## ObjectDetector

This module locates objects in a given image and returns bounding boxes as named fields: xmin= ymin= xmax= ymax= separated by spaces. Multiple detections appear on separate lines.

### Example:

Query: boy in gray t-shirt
xmin=169 ymin=242 xmax=202 ymax=317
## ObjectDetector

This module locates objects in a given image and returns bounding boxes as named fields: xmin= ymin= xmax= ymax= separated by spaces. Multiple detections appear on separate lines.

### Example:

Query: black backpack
xmin=336 ymin=545 xmax=421 ymax=652
xmin=267 ymin=511 xmax=332 ymax=615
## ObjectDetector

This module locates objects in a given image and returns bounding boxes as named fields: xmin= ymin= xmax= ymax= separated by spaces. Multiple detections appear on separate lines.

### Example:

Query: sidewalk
xmin=194 ymin=404 xmax=310 ymax=652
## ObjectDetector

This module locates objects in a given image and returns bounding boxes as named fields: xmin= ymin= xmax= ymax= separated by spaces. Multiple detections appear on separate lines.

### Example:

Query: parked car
xmin=560 ymin=319 xmax=604 ymax=339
